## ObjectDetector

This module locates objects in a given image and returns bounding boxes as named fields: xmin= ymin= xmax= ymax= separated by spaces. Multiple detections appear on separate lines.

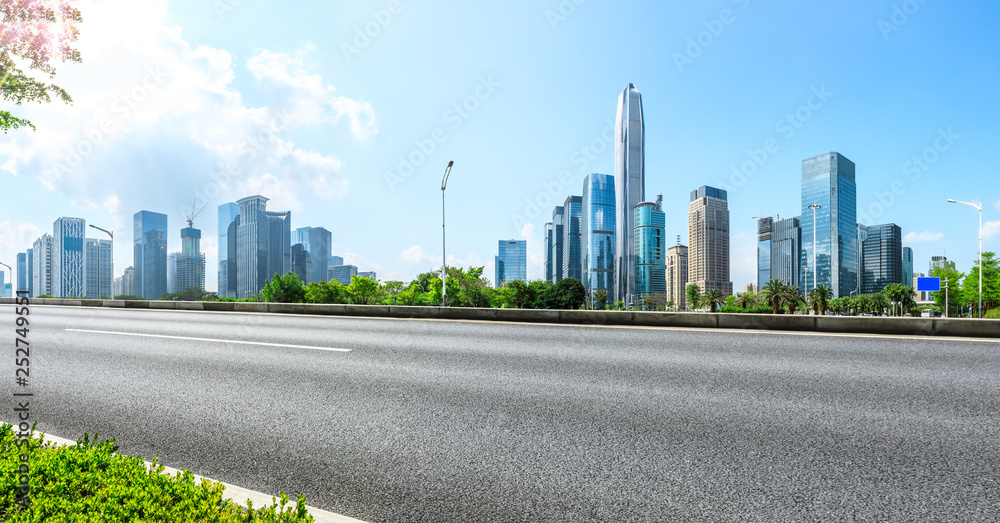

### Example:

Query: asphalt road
xmin=7 ymin=305 xmax=1000 ymax=521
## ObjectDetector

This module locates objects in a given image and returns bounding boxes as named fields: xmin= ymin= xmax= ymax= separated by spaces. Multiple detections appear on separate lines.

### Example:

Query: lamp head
xmin=947 ymin=199 xmax=957 ymax=203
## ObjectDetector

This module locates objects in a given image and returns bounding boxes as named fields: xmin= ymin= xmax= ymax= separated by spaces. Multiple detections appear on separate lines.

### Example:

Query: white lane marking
xmin=64 ymin=329 xmax=351 ymax=352
xmin=3 ymin=423 xmax=367 ymax=523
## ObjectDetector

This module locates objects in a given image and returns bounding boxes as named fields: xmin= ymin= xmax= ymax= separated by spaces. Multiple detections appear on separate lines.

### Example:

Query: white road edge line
xmin=3 ymin=423 xmax=367 ymax=523
xmin=63 ymin=329 xmax=351 ymax=352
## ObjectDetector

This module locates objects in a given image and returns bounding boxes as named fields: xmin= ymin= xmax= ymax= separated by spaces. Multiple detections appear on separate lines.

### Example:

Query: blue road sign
xmin=917 ymin=277 xmax=941 ymax=292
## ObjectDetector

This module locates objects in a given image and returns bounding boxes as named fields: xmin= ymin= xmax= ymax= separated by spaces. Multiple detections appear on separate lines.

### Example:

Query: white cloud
xmin=730 ymin=231 xmax=757 ymax=291
xmin=344 ymin=252 xmax=381 ymax=272
xmin=329 ymin=96 xmax=379 ymax=141
xmin=239 ymin=174 xmax=303 ymax=211
xmin=520 ymin=223 xmax=544 ymax=281
xmin=983 ymin=220 xmax=1000 ymax=242
xmin=401 ymin=244 xmax=439 ymax=266
xmin=903 ymin=230 xmax=944 ymax=243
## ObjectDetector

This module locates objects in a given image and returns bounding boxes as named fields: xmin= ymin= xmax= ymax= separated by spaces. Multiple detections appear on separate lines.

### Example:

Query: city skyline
xmin=1 ymin=1 xmax=998 ymax=292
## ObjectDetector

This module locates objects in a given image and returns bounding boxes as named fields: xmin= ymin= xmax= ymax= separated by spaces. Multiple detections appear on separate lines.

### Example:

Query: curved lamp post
xmin=947 ymin=199 xmax=982 ymax=318
xmin=0 ymin=261 xmax=11 ymax=297
xmin=441 ymin=161 xmax=454 ymax=307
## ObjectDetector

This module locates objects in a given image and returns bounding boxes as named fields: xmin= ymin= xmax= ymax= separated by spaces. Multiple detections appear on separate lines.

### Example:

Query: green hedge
xmin=1 ymin=424 xmax=314 ymax=522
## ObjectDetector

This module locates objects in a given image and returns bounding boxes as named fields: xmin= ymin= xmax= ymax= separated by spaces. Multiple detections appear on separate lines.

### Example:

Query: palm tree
xmin=809 ymin=285 xmax=833 ymax=315
xmin=783 ymin=285 xmax=805 ymax=314
xmin=899 ymin=285 xmax=916 ymax=315
xmin=703 ymin=289 xmax=724 ymax=313
xmin=686 ymin=284 xmax=702 ymax=311
xmin=873 ymin=292 xmax=890 ymax=316
xmin=882 ymin=283 xmax=904 ymax=316
xmin=760 ymin=279 xmax=786 ymax=314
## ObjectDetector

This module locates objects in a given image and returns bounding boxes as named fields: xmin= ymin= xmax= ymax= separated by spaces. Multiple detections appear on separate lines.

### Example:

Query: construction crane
xmin=186 ymin=198 xmax=209 ymax=228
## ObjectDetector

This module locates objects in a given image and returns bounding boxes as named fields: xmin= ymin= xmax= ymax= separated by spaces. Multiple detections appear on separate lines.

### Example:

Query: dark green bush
xmin=0 ymin=424 xmax=314 ymax=522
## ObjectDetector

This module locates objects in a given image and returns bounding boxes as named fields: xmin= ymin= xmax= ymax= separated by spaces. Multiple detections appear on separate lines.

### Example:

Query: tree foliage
xmin=262 ymin=272 xmax=306 ymax=303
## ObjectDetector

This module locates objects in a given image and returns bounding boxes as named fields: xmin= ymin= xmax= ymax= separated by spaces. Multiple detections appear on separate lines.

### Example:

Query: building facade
xmin=16 ymin=252 xmax=27 ymax=294
xmin=495 ymin=239 xmax=527 ymax=288
xmin=756 ymin=217 xmax=774 ymax=289
xmin=614 ymin=83 xmax=645 ymax=306
xmin=358 ymin=271 xmax=377 ymax=281
xmin=544 ymin=222 xmax=554 ymax=282
xmin=329 ymin=265 xmax=358 ymax=286
xmin=52 ymin=217 xmax=87 ymax=298
xmin=177 ymin=227 xmax=206 ymax=291
xmin=562 ymin=196 xmax=583 ymax=282
xmin=133 ymin=211 xmax=168 ymax=299
xmin=218 ymin=202 xmax=240 ymax=298
xmin=860 ymin=223 xmax=902 ymax=294
xmin=903 ymin=247 xmax=914 ymax=291
xmin=85 ymin=238 xmax=112 ymax=299
xmin=634 ymin=198 xmax=665 ymax=305
xmin=291 ymin=226 xmax=332 ymax=285
xmin=235 ymin=196 xmax=291 ymax=297
xmin=581 ymin=173 xmax=616 ymax=298
xmin=800 ymin=152 xmax=857 ymax=298
xmin=551 ymin=206 xmax=565 ymax=282
xmin=32 ymin=234 xmax=52 ymax=297
xmin=666 ymin=244 xmax=688 ymax=310
xmin=167 ymin=252 xmax=179 ymax=293
xmin=688 ymin=186 xmax=732 ymax=297
xmin=771 ymin=217 xmax=801 ymax=289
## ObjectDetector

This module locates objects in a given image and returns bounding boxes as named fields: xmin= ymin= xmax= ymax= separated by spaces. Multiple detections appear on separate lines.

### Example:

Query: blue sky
xmin=2 ymin=0 xmax=998 ymax=291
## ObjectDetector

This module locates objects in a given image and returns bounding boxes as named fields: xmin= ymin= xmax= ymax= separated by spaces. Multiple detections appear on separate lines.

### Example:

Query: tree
xmin=808 ymin=285 xmax=833 ymax=315
xmin=305 ymin=280 xmax=349 ymax=304
xmin=549 ymin=277 xmax=586 ymax=310
xmin=396 ymin=283 xmax=420 ymax=306
xmin=262 ymin=272 xmax=306 ymax=303
xmin=961 ymin=251 xmax=1000 ymax=316
xmin=1 ymin=0 xmax=83 ymax=132
xmin=737 ymin=292 xmax=754 ymax=309
xmin=685 ymin=284 xmax=701 ymax=311
xmin=382 ymin=281 xmax=406 ymax=305
xmin=160 ymin=286 xmax=210 ymax=302
xmin=593 ymin=289 xmax=608 ymax=310
xmin=782 ymin=285 xmax=805 ymax=314
xmin=930 ymin=265 xmax=965 ymax=317
xmin=760 ymin=279 xmax=786 ymax=314
xmin=347 ymin=275 xmax=383 ymax=305
xmin=702 ymin=289 xmax=724 ymax=313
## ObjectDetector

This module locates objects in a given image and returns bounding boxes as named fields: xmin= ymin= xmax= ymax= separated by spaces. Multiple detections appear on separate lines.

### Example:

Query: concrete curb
xmin=4 ymin=422 xmax=367 ymax=523
xmin=2 ymin=298 xmax=998 ymax=338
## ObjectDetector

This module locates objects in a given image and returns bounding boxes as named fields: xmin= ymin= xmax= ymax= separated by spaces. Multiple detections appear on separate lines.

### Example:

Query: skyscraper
xmin=756 ymin=217 xmax=774 ymax=289
xmin=52 ymin=217 xmax=87 ymax=298
xmin=544 ymin=222 xmax=554 ymax=282
xmin=218 ymin=202 xmax=240 ymax=298
xmin=176 ymin=227 xmax=206 ymax=291
xmin=16 ymin=252 xmax=27 ymax=294
xmin=551 ymin=206 xmax=565 ymax=282
xmin=25 ymin=248 xmax=33 ymax=298
xmin=929 ymin=255 xmax=954 ymax=273
xmin=634 ymin=197 xmax=666 ymax=304
xmin=562 ymin=195 xmax=583 ymax=282
xmin=133 ymin=210 xmax=168 ymax=299
xmin=85 ymin=238 xmax=112 ymax=299
xmin=291 ymin=227 xmax=332 ymax=284
xmin=861 ymin=223 xmax=902 ymax=294
xmin=771 ymin=217 xmax=802 ymax=289
xmin=235 ymin=195 xmax=291 ymax=297
xmin=667 ymin=244 xmax=689 ymax=310
xmin=688 ymin=186 xmax=732 ymax=297
xmin=903 ymin=247 xmax=914 ymax=290
xmin=32 ymin=234 xmax=52 ymax=297
xmin=495 ymin=240 xmax=527 ymax=288
xmin=167 ymin=252 xmax=179 ymax=293
xmin=614 ymin=83 xmax=645 ymax=305
xmin=800 ymin=152 xmax=857 ymax=298
xmin=581 ymin=173 xmax=615 ymax=299
xmin=329 ymin=265 xmax=358 ymax=286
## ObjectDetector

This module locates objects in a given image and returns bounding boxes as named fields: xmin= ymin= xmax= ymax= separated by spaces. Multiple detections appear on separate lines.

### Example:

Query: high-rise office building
xmin=861 ymin=223 xmax=902 ymax=294
xmin=544 ymin=222 xmax=554 ymax=282
xmin=32 ymin=234 xmax=52 ymax=297
xmin=52 ymin=217 xmax=87 ymax=298
xmin=177 ymin=227 xmax=206 ymax=292
xmin=772 ymin=217 xmax=801 ymax=289
xmin=358 ymin=271 xmax=377 ymax=281
xmin=562 ymin=196 xmax=583 ymax=282
xmin=930 ymin=255 xmax=953 ymax=273
xmin=235 ymin=195 xmax=291 ymax=297
xmin=495 ymin=240 xmax=527 ymax=288
xmin=667 ymin=244 xmax=688 ymax=310
xmin=688 ymin=186 xmax=732 ymax=297
xmin=581 ymin=173 xmax=615 ymax=299
xmin=329 ymin=265 xmax=358 ymax=286
xmin=756 ymin=217 xmax=774 ymax=289
xmin=551 ymin=206 xmax=565 ymax=282
xmin=25 ymin=248 xmax=33 ymax=298
xmin=133 ymin=211 xmax=168 ymax=299
xmin=614 ymin=83 xmax=645 ymax=306
xmin=903 ymin=247 xmax=914 ymax=290
xmin=0 ymin=272 xmax=5 ymax=298
xmin=291 ymin=227 xmax=332 ymax=284
xmin=330 ymin=255 xmax=344 ymax=267
xmin=800 ymin=152 xmax=857 ymax=298
xmin=122 ymin=266 xmax=135 ymax=296
xmin=634 ymin=198 xmax=666 ymax=304
xmin=85 ymin=238 xmax=112 ymax=299
xmin=167 ymin=252 xmax=179 ymax=293
xmin=16 ymin=252 xmax=27 ymax=294
xmin=218 ymin=202 xmax=240 ymax=298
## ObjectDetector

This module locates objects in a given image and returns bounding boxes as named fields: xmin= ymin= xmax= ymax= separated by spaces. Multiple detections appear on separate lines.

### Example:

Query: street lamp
xmin=441 ymin=161 xmax=454 ymax=307
xmin=89 ymin=225 xmax=114 ymax=299
xmin=808 ymin=204 xmax=821 ymax=294
xmin=0 ymin=261 xmax=11 ymax=298
xmin=947 ymin=199 xmax=983 ymax=318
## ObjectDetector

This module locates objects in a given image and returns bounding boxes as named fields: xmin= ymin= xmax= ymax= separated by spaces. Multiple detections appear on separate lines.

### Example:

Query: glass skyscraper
xmin=772 ymin=217 xmax=802 ymax=289
xmin=634 ymin=198 xmax=666 ymax=303
xmin=177 ymin=227 xmax=206 ymax=291
xmin=581 ymin=173 xmax=615 ymax=299
xmin=133 ymin=210 xmax=168 ymax=299
xmin=32 ymin=234 xmax=52 ymax=297
xmin=614 ymin=83 xmax=645 ymax=305
xmin=861 ymin=223 xmax=902 ymax=294
xmin=551 ymin=206 xmax=565 ymax=282
xmin=544 ymin=222 xmax=554 ymax=282
xmin=495 ymin=240 xmax=527 ymax=288
xmin=16 ymin=252 xmax=27 ymax=294
xmin=291 ymin=226 xmax=332 ymax=284
xmin=85 ymin=238 xmax=112 ymax=299
xmin=235 ymin=195 xmax=291 ymax=297
xmin=800 ymin=152 xmax=857 ymax=298
xmin=218 ymin=202 xmax=240 ymax=298
xmin=562 ymin=196 xmax=583 ymax=282
xmin=903 ymin=246 xmax=913 ymax=290
xmin=757 ymin=217 xmax=774 ymax=289
xmin=53 ymin=217 xmax=87 ymax=298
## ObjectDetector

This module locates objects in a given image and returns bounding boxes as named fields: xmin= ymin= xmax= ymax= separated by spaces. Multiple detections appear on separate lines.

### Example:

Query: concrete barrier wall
xmin=2 ymin=298 xmax=997 ymax=339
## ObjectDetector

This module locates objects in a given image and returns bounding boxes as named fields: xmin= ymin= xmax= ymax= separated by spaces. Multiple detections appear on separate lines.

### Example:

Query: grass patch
xmin=1 ymin=424 xmax=314 ymax=522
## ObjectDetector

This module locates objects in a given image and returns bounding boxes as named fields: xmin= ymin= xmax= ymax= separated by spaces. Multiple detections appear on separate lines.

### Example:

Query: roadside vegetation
xmin=0 ymin=424 xmax=313 ymax=522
